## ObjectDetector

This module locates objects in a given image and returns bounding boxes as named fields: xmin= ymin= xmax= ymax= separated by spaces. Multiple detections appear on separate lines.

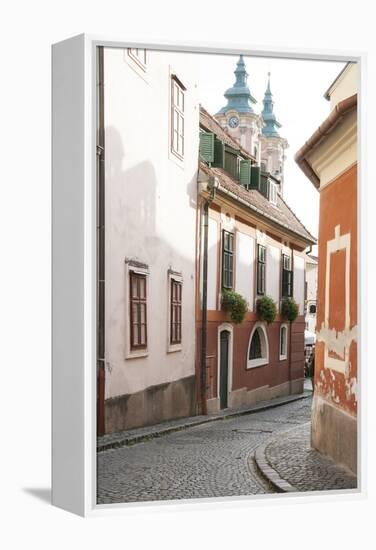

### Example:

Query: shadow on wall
xmin=102 ymin=126 xmax=199 ymax=432
xmin=105 ymin=125 xmax=198 ymax=266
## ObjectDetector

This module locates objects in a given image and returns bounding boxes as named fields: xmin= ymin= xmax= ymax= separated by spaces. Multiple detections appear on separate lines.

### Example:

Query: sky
xmin=196 ymin=53 xmax=346 ymax=245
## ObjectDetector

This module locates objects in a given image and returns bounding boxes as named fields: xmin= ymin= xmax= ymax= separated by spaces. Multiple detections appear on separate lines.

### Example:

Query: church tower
xmin=215 ymin=55 xmax=263 ymax=163
xmin=215 ymin=58 xmax=289 ymax=197
xmin=259 ymin=73 xmax=288 ymax=195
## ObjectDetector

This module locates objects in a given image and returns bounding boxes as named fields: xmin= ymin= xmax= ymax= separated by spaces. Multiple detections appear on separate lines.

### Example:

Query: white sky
xmin=196 ymin=53 xmax=346 ymax=245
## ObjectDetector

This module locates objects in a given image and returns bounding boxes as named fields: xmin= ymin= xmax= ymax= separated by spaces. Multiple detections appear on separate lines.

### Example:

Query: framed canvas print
xmin=52 ymin=35 xmax=365 ymax=516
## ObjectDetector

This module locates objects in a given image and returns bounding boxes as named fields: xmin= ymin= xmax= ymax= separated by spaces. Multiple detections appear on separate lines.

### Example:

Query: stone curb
xmin=254 ymin=440 xmax=297 ymax=493
xmin=253 ymin=422 xmax=314 ymax=493
xmin=97 ymin=391 xmax=311 ymax=453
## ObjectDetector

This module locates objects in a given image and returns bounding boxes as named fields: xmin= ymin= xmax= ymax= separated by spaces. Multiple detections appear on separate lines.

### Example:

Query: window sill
xmin=169 ymin=148 xmax=185 ymax=170
xmin=279 ymin=354 xmax=287 ymax=361
xmin=246 ymin=358 xmax=268 ymax=369
xmin=125 ymin=349 xmax=149 ymax=360
xmin=167 ymin=344 xmax=183 ymax=353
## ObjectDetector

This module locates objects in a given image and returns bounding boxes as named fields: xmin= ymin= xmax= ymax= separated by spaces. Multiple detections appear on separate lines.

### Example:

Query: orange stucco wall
xmin=315 ymin=163 xmax=357 ymax=416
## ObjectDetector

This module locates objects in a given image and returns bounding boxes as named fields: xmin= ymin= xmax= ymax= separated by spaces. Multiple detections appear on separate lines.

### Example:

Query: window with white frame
xmin=129 ymin=271 xmax=147 ymax=351
xmin=247 ymin=323 xmax=269 ymax=369
xmin=168 ymin=271 xmax=183 ymax=351
xmin=282 ymin=253 xmax=293 ymax=298
xmin=256 ymin=244 xmax=266 ymax=295
xmin=171 ymin=75 xmax=185 ymax=159
xmin=128 ymin=48 xmax=147 ymax=69
xmin=222 ymin=230 xmax=234 ymax=290
xmin=280 ymin=324 xmax=288 ymax=360
xmin=125 ymin=260 xmax=149 ymax=358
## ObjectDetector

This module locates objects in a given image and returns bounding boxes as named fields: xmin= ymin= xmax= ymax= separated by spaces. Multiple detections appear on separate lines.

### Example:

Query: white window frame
xmin=125 ymin=261 xmax=149 ymax=359
xmin=127 ymin=48 xmax=147 ymax=71
xmin=170 ymin=75 xmax=185 ymax=161
xmin=279 ymin=323 xmax=288 ymax=360
xmin=167 ymin=271 xmax=183 ymax=353
xmin=246 ymin=322 xmax=269 ymax=369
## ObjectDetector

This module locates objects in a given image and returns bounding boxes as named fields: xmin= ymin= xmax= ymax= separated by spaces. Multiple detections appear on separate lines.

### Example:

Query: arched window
xmin=249 ymin=330 xmax=261 ymax=359
xmin=247 ymin=323 xmax=269 ymax=369
xmin=280 ymin=324 xmax=288 ymax=360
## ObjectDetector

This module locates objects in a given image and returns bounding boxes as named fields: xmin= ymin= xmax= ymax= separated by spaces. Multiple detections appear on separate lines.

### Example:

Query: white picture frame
xmin=52 ymin=34 xmax=366 ymax=517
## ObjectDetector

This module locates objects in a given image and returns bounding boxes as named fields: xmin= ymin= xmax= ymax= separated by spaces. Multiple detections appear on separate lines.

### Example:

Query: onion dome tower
xmin=259 ymin=73 xmax=288 ymax=195
xmin=215 ymin=55 xmax=263 ymax=160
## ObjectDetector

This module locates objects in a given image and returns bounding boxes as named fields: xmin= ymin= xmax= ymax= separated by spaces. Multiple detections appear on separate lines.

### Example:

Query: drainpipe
xmin=97 ymin=46 xmax=105 ymax=436
xmin=199 ymin=176 xmax=218 ymax=416
xmin=200 ymin=200 xmax=209 ymax=416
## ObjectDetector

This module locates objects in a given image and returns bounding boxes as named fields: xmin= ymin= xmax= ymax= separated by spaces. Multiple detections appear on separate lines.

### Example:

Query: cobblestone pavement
xmin=264 ymin=422 xmax=357 ymax=492
xmin=97 ymin=397 xmax=312 ymax=504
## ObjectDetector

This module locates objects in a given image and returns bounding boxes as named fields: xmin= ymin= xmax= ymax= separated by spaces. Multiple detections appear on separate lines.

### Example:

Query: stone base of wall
xmin=311 ymin=394 xmax=357 ymax=475
xmin=105 ymin=375 xmax=196 ymax=434
xmin=208 ymin=379 xmax=304 ymax=413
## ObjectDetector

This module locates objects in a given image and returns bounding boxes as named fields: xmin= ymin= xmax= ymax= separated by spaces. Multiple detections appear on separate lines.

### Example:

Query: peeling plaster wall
xmin=314 ymin=164 xmax=357 ymax=417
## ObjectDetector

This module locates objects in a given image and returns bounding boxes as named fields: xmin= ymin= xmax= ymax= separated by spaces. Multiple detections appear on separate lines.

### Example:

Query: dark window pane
xmin=249 ymin=330 xmax=262 ymax=360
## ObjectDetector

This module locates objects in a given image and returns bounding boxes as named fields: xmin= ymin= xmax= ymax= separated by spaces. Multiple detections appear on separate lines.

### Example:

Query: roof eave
xmin=294 ymin=93 xmax=357 ymax=188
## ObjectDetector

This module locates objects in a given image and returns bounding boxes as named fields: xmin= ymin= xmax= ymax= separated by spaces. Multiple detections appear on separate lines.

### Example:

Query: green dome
xmin=217 ymin=55 xmax=257 ymax=115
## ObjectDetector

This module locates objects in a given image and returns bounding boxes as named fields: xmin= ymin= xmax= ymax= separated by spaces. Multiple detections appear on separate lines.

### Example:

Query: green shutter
xmin=250 ymin=165 xmax=260 ymax=190
xmin=199 ymin=132 xmax=215 ymax=163
xmin=239 ymin=160 xmax=251 ymax=188
xmin=213 ymin=137 xmax=225 ymax=168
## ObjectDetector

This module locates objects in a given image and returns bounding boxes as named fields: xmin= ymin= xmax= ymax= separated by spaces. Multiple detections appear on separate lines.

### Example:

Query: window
xmin=171 ymin=76 xmax=185 ymax=159
xmin=282 ymin=254 xmax=293 ymax=297
xmin=247 ymin=323 xmax=269 ymax=368
xmin=280 ymin=324 xmax=288 ymax=360
xmin=129 ymin=272 xmax=147 ymax=350
xmin=257 ymin=244 xmax=266 ymax=295
xmin=222 ymin=230 xmax=234 ymax=289
xmin=170 ymin=279 xmax=182 ymax=345
xmin=269 ymin=182 xmax=277 ymax=205
xmin=249 ymin=329 xmax=262 ymax=359
xmin=128 ymin=48 xmax=147 ymax=69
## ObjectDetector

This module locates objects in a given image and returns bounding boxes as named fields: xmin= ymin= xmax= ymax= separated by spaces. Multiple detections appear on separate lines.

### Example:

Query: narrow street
xmin=97 ymin=397 xmax=312 ymax=504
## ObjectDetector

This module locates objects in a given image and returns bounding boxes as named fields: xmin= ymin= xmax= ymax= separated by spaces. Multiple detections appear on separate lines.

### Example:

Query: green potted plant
xmin=256 ymin=295 xmax=277 ymax=324
xmin=221 ymin=289 xmax=248 ymax=324
xmin=281 ymin=297 xmax=299 ymax=322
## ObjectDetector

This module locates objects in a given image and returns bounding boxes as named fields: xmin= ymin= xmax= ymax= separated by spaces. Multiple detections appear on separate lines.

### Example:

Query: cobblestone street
xmin=97 ymin=397 xmax=313 ymax=504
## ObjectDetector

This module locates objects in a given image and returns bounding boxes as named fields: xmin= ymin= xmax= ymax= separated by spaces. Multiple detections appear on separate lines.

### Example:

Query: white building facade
xmin=98 ymin=47 xmax=200 ymax=433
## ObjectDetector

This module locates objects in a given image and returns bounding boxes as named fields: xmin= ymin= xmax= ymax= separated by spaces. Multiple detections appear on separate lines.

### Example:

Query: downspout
xmin=97 ymin=46 xmax=105 ymax=436
xmin=200 ymin=199 xmax=209 ymax=416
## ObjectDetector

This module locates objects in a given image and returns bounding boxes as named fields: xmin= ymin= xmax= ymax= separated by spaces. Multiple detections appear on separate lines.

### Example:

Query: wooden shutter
xmin=239 ymin=160 xmax=251 ymax=188
xmin=199 ymin=132 xmax=215 ymax=163
xmin=213 ymin=137 xmax=225 ymax=168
